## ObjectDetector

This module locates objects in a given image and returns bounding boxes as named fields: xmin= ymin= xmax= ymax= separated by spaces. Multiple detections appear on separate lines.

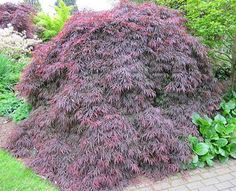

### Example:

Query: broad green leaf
xmin=214 ymin=114 xmax=227 ymax=125
xmin=188 ymin=135 xmax=199 ymax=145
xmin=193 ymin=143 xmax=209 ymax=156
xmin=215 ymin=138 xmax=228 ymax=147
xmin=221 ymin=100 xmax=236 ymax=114
xmin=197 ymin=161 xmax=205 ymax=168
xmin=215 ymin=124 xmax=225 ymax=134
xmin=192 ymin=155 xmax=198 ymax=164
xmin=192 ymin=113 xmax=201 ymax=126
xmin=225 ymin=124 xmax=236 ymax=135
xmin=229 ymin=143 xmax=236 ymax=158
xmin=218 ymin=155 xmax=229 ymax=163
xmin=228 ymin=118 xmax=236 ymax=125
xmin=218 ymin=148 xmax=227 ymax=157
xmin=206 ymin=158 xmax=214 ymax=166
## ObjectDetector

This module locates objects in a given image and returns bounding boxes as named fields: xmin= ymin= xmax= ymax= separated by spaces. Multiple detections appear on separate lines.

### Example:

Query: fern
xmin=34 ymin=0 xmax=72 ymax=40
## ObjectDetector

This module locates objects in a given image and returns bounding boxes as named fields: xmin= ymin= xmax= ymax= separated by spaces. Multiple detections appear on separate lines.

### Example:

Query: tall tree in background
xmin=55 ymin=0 xmax=78 ymax=12
xmin=24 ymin=0 xmax=41 ymax=11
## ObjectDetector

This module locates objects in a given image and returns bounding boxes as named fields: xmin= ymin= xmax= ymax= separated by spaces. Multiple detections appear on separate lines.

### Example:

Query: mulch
xmin=0 ymin=117 xmax=16 ymax=148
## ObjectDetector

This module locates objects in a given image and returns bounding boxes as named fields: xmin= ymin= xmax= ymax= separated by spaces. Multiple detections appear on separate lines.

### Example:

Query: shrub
xmin=0 ymin=3 xmax=36 ymax=38
xmin=156 ymin=0 xmax=236 ymax=80
xmin=0 ymin=92 xmax=31 ymax=122
xmin=0 ymin=54 xmax=25 ymax=90
xmin=34 ymin=0 xmax=72 ymax=41
xmin=189 ymin=92 xmax=236 ymax=168
xmin=0 ymin=26 xmax=41 ymax=60
xmin=8 ymin=2 xmax=223 ymax=191
xmin=0 ymin=54 xmax=32 ymax=122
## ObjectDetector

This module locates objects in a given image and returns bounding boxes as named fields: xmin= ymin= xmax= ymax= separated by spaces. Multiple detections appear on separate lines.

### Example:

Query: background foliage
xmin=34 ymin=0 xmax=72 ymax=41
xmin=0 ymin=3 xmax=36 ymax=38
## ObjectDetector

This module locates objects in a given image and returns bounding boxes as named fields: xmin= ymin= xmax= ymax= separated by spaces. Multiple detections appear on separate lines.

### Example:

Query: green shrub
xmin=11 ymin=101 xmax=32 ymax=122
xmin=156 ymin=0 xmax=236 ymax=80
xmin=156 ymin=0 xmax=186 ymax=10
xmin=0 ymin=54 xmax=31 ymax=122
xmin=189 ymin=92 xmax=236 ymax=168
xmin=0 ymin=54 xmax=26 ymax=90
xmin=0 ymin=92 xmax=31 ymax=122
xmin=34 ymin=0 xmax=72 ymax=41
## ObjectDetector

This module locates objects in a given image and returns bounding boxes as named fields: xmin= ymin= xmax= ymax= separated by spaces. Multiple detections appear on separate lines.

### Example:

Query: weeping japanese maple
xmin=0 ymin=3 xmax=36 ymax=37
xmin=7 ymin=2 xmax=223 ymax=191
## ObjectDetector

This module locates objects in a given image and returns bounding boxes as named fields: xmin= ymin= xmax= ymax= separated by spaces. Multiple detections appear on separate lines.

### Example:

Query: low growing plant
xmin=189 ymin=93 xmax=236 ymax=168
xmin=0 ymin=92 xmax=31 ymax=122
xmin=0 ymin=54 xmax=32 ymax=122
xmin=0 ymin=26 xmax=40 ymax=60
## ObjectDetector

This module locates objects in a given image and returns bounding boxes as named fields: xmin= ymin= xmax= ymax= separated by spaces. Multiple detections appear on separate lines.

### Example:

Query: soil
xmin=0 ymin=117 xmax=16 ymax=148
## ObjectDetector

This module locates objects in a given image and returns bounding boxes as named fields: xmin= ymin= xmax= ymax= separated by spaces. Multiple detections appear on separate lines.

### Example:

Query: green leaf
xmin=192 ymin=155 xmax=199 ymax=164
xmin=206 ymin=158 xmax=214 ymax=166
xmin=221 ymin=100 xmax=236 ymax=114
xmin=215 ymin=138 xmax=228 ymax=147
xmin=229 ymin=143 xmax=236 ymax=158
xmin=188 ymin=135 xmax=199 ymax=145
xmin=218 ymin=148 xmax=227 ymax=157
xmin=225 ymin=124 xmax=236 ymax=135
xmin=218 ymin=155 xmax=229 ymax=163
xmin=215 ymin=124 xmax=225 ymax=134
xmin=193 ymin=143 xmax=209 ymax=156
xmin=198 ymin=161 xmax=205 ymax=168
xmin=214 ymin=114 xmax=227 ymax=125
xmin=228 ymin=117 xmax=236 ymax=123
xmin=192 ymin=113 xmax=201 ymax=126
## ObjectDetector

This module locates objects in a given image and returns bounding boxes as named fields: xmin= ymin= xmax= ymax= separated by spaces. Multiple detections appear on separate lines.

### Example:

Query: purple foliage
xmin=0 ymin=3 xmax=36 ymax=37
xmin=7 ymin=2 xmax=223 ymax=191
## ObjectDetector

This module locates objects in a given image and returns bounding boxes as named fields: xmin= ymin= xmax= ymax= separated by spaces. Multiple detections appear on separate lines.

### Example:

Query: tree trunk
xmin=231 ymin=35 xmax=236 ymax=90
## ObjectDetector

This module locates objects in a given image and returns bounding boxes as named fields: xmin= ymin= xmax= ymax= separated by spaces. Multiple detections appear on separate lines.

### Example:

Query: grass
xmin=0 ymin=149 xmax=58 ymax=191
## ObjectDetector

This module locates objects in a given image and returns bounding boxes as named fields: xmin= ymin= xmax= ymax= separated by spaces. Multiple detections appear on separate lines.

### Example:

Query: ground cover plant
xmin=0 ymin=149 xmax=58 ymax=191
xmin=0 ymin=54 xmax=32 ymax=122
xmin=189 ymin=91 xmax=236 ymax=168
xmin=0 ymin=2 xmax=36 ymax=38
xmin=7 ymin=2 xmax=224 ymax=191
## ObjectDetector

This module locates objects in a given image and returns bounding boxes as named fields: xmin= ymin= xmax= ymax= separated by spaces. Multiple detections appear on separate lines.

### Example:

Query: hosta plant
xmin=7 ymin=2 xmax=223 ymax=191
xmin=189 ymin=95 xmax=236 ymax=168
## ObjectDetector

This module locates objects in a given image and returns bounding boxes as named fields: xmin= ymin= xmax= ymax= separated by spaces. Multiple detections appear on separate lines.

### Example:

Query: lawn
xmin=0 ymin=149 xmax=58 ymax=191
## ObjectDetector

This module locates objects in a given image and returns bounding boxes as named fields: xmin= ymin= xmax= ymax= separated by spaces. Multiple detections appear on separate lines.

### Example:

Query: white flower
xmin=0 ymin=26 xmax=41 ymax=59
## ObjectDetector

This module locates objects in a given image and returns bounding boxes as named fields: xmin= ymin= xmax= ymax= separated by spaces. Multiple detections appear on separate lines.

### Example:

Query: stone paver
xmin=124 ymin=160 xmax=236 ymax=191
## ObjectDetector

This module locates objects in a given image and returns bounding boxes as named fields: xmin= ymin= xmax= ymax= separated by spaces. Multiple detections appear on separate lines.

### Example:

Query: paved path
xmin=124 ymin=160 xmax=236 ymax=191
xmin=0 ymin=117 xmax=15 ymax=148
